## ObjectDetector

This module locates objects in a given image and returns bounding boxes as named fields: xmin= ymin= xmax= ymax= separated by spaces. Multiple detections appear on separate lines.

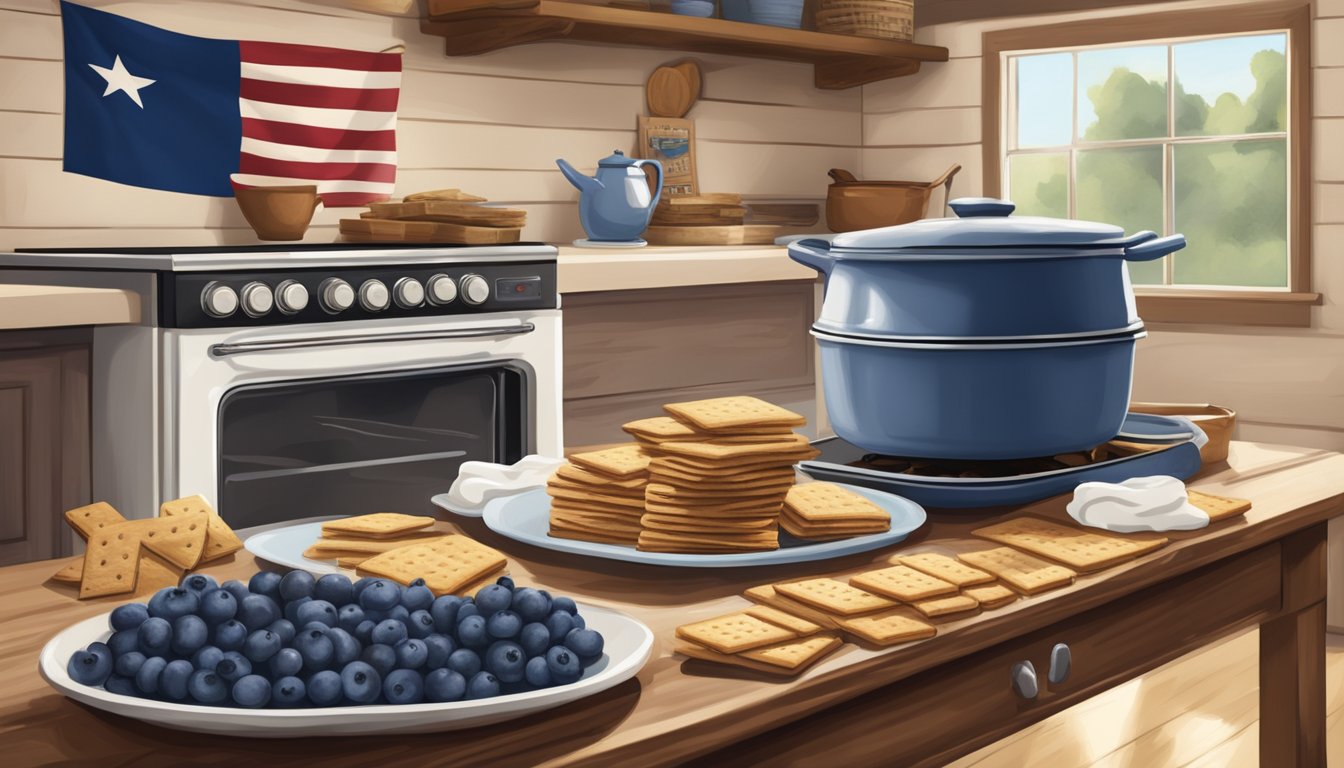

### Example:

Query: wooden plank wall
xmin=862 ymin=0 xmax=1344 ymax=455
xmin=0 ymin=0 xmax=857 ymax=248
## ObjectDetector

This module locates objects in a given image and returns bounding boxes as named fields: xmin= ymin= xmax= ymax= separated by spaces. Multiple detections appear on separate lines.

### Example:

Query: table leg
xmin=1259 ymin=525 xmax=1328 ymax=766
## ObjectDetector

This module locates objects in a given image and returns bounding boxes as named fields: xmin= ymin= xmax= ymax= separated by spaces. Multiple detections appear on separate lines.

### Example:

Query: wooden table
xmin=3 ymin=441 xmax=1341 ymax=767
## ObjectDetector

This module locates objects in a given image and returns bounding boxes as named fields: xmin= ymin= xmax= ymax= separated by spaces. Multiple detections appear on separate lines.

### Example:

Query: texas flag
xmin=60 ymin=1 xmax=401 ymax=206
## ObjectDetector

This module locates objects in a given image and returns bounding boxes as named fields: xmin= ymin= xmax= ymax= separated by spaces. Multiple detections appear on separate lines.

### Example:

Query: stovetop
xmin=5 ymin=242 xmax=555 ymax=272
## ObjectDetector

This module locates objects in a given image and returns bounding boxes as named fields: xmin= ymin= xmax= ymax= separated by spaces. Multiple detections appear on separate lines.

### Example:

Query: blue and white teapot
xmin=556 ymin=150 xmax=663 ymax=243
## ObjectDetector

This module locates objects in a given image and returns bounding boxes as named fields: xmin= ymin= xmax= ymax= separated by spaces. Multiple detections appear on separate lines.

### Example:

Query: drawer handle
xmin=1010 ymin=660 xmax=1038 ymax=700
xmin=1049 ymin=643 xmax=1071 ymax=685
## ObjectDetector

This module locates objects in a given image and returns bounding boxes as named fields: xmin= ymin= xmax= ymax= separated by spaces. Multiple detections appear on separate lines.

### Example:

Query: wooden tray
xmin=644 ymin=225 xmax=786 ymax=245
xmin=339 ymin=218 xmax=522 ymax=244
xmin=366 ymin=201 xmax=527 ymax=227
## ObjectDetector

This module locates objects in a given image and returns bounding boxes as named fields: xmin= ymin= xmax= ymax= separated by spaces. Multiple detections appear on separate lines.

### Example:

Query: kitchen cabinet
xmin=421 ymin=0 xmax=950 ymax=89
xmin=0 ymin=329 xmax=91 ymax=566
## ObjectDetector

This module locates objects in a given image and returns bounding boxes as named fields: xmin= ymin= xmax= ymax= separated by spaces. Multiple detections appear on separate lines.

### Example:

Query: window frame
xmin=982 ymin=0 xmax=1319 ymax=327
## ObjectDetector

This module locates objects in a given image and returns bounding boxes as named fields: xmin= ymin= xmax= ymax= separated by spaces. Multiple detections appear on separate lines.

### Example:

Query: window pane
xmin=1174 ymin=33 xmax=1287 ymax=137
xmin=1078 ymin=45 xmax=1168 ymax=141
xmin=1015 ymin=53 xmax=1073 ymax=148
xmin=1077 ymin=146 xmax=1165 ymax=285
xmin=1172 ymin=139 xmax=1287 ymax=287
xmin=1008 ymin=153 xmax=1069 ymax=218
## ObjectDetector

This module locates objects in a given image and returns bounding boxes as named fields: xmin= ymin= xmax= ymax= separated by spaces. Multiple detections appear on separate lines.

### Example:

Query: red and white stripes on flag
xmin=231 ymin=42 xmax=400 ymax=207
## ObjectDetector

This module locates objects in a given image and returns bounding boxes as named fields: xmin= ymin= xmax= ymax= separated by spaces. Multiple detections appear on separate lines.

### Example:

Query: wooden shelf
xmin=422 ymin=0 xmax=949 ymax=89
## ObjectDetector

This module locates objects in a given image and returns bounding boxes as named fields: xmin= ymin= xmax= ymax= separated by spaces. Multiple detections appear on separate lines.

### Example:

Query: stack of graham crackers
xmin=779 ymin=483 xmax=891 ymax=541
xmin=355 ymin=532 xmax=508 ymax=597
xmin=546 ymin=445 xmax=651 ymax=545
xmin=52 ymin=496 xmax=243 ymax=599
xmin=304 ymin=513 xmax=449 ymax=569
xmin=675 ymin=605 xmax=842 ymax=677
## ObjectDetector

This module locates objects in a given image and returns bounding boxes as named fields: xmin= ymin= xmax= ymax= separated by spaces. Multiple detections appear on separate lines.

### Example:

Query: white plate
xmin=39 ymin=603 xmax=653 ymax=737
xmin=243 ymin=519 xmax=350 ymax=574
xmin=480 ymin=483 xmax=927 ymax=568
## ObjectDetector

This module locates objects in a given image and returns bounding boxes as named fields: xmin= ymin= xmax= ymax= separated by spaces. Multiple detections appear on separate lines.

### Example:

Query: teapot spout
xmin=556 ymin=159 xmax=603 ymax=194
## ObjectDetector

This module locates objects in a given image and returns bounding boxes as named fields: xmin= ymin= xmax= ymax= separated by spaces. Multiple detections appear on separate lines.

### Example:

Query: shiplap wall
xmin=863 ymin=0 xmax=1344 ymax=454
xmin=0 ymin=0 xmax=859 ymax=247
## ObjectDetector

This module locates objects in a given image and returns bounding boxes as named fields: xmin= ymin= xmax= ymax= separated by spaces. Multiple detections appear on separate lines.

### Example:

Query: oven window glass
xmin=218 ymin=365 xmax=526 ymax=529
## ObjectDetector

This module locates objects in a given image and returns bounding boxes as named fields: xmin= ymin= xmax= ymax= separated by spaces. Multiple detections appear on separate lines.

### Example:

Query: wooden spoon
xmin=646 ymin=65 xmax=695 ymax=118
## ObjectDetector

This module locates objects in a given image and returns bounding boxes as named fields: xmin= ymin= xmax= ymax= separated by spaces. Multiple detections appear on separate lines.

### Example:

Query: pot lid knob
xmin=949 ymin=198 xmax=1016 ymax=218
xmin=598 ymin=149 xmax=636 ymax=167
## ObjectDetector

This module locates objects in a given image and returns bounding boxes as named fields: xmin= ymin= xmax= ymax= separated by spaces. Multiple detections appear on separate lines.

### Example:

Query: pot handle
xmin=828 ymin=169 xmax=860 ymax=183
xmin=788 ymin=238 xmax=835 ymax=277
xmin=1123 ymin=234 xmax=1186 ymax=262
xmin=1165 ymin=415 xmax=1210 ymax=450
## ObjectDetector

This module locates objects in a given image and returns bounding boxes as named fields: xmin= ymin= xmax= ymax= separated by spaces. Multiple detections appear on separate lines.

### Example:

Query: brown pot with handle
xmin=825 ymin=163 xmax=961 ymax=233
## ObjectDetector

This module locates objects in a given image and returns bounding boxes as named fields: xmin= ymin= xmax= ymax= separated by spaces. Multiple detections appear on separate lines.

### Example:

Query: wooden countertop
xmin=557 ymin=245 xmax=816 ymax=293
xmin=4 ymin=441 xmax=1343 ymax=766
xmin=0 ymin=284 xmax=138 ymax=330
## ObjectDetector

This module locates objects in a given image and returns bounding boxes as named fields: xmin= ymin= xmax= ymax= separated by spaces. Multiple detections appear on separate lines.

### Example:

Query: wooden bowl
xmin=1129 ymin=402 xmax=1237 ymax=463
xmin=231 ymin=180 xmax=321 ymax=241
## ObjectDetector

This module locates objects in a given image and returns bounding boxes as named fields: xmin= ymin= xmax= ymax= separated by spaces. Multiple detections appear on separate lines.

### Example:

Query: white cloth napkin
xmin=1066 ymin=475 xmax=1210 ymax=533
xmin=444 ymin=455 xmax=566 ymax=514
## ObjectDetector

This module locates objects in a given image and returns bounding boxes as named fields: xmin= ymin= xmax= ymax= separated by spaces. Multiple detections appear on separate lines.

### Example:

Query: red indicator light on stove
xmin=515 ymin=284 xmax=526 ymax=293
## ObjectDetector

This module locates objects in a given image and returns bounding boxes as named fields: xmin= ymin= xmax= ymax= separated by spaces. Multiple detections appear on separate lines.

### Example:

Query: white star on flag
xmin=89 ymin=55 xmax=156 ymax=108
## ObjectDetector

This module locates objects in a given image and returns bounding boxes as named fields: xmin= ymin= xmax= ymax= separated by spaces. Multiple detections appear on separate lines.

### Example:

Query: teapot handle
xmin=633 ymin=159 xmax=663 ymax=210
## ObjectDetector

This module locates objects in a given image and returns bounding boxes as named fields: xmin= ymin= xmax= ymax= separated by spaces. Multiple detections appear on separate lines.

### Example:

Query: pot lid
xmin=830 ymin=197 xmax=1129 ymax=250
xmin=597 ymin=150 xmax=639 ymax=168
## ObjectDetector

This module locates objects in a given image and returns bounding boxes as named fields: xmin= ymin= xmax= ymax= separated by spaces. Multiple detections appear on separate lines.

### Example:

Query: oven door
xmin=163 ymin=311 xmax=562 ymax=529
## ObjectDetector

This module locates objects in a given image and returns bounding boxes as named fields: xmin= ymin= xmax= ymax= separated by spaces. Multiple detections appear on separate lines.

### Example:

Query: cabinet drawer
xmin=700 ymin=543 xmax=1282 ymax=768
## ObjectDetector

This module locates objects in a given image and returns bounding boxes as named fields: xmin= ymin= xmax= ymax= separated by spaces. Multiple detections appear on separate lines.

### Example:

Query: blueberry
xmin=457 ymin=615 xmax=488 ymax=649
xmin=283 ymin=596 xmax=312 ymax=626
xmin=351 ymin=576 xmax=378 ymax=602
xmin=511 ymin=588 xmax=551 ymax=623
xmin=429 ymin=596 xmax=463 ymax=634
xmin=525 ymin=656 xmax=553 ymax=688
xmin=198 ymin=588 xmax=238 ymax=625
xmin=137 ymin=617 xmax=173 ymax=657
xmin=424 ymin=668 xmax=466 ymax=702
xmin=465 ymin=671 xmax=500 ymax=700
xmin=571 ymin=613 xmax=586 ymax=631
xmin=243 ymin=629 xmax=281 ymax=663
xmin=232 ymin=674 xmax=271 ymax=708
xmin=104 ymin=674 xmax=137 ymax=697
xmin=188 ymin=669 xmax=229 ymax=704
xmin=358 ymin=579 xmax=400 ymax=612
xmin=385 ymin=605 xmax=410 ymax=625
xmin=295 ymin=628 xmax=335 ymax=672
xmin=171 ymin=615 xmax=209 ymax=656
xmin=406 ymin=610 xmax=436 ymax=640
xmin=107 ymin=629 xmax=140 ymax=658
xmin=192 ymin=645 xmax=224 ymax=672
xmin=564 ymin=628 xmax=605 ymax=662
xmin=486 ymin=610 xmax=522 ymax=640
xmin=446 ymin=648 xmax=482 ymax=678
xmin=114 ymin=650 xmax=147 ymax=678
xmin=306 ymin=669 xmax=343 ymax=707
xmin=474 ymin=584 xmax=512 ymax=617
xmin=267 ymin=618 xmax=296 ymax=645
xmin=495 ymin=575 xmax=516 ymax=591
xmin=340 ymin=660 xmax=381 ymax=704
xmin=262 ymin=648 xmax=300 ymax=680
xmin=135 ymin=656 xmax=167 ymax=695
xmin=247 ymin=571 xmax=282 ymax=602
xmin=400 ymin=584 xmax=434 ymax=612
xmin=221 ymin=579 xmax=252 ymax=606
xmin=301 ymin=621 xmax=330 ymax=635
xmin=67 ymin=647 xmax=113 ymax=686
xmin=297 ymin=599 xmax=338 ymax=629
xmin=545 ymin=611 xmax=575 ymax=644
xmin=147 ymin=588 xmax=199 ymax=621
xmin=215 ymin=652 xmax=252 ymax=683
xmin=271 ymin=675 xmax=307 ymax=707
xmin=279 ymin=570 xmax=316 ymax=603
xmin=314 ymin=573 xmax=354 ymax=607
xmin=551 ymin=596 xmax=578 ymax=616
xmin=338 ymin=604 xmax=365 ymax=633
xmin=361 ymin=643 xmax=397 ymax=678
xmin=110 ymin=603 xmax=150 ymax=632
xmin=394 ymin=639 xmax=428 ymax=670
xmin=212 ymin=619 xmax=247 ymax=652
xmin=545 ymin=646 xmax=581 ymax=685
xmin=408 ymin=578 xmax=427 ymax=588
xmin=327 ymin=627 xmax=361 ymax=667
xmin=383 ymin=668 xmax=424 ymax=705
xmin=237 ymin=594 xmax=281 ymax=631
xmin=179 ymin=573 xmax=217 ymax=599
xmin=485 ymin=641 xmax=527 ymax=684
xmin=424 ymin=634 xmax=454 ymax=669
xmin=160 ymin=659 xmax=193 ymax=700
xmin=353 ymin=620 xmax=376 ymax=646
xmin=519 ymin=623 xmax=550 ymax=658
xmin=371 ymin=619 xmax=407 ymax=647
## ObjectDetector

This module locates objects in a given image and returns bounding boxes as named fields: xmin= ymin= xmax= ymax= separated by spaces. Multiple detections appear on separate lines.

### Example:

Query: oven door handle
xmin=208 ymin=323 xmax=536 ymax=357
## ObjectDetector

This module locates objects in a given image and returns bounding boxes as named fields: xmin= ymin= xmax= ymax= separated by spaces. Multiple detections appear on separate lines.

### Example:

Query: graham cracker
xmin=1187 ymin=489 xmax=1253 ymax=522
xmin=774 ymin=578 xmax=897 ymax=616
xmin=322 ymin=513 xmax=436 ymax=539
xmin=644 ymin=498 xmax=784 ymax=516
xmin=850 ymin=565 xmax=959 ymax=602
xmin=962 ymin=582 xmax=1018 ymax=610
xmin=641 ymin=513 xmax=777 ymax=530
xmin=740 ymin=634 xmax=842 ymax=671
xmin=785 ymin=483 xmax=890 ymax=523
xmin=133 ymin=512 xmax=209 ymax=570
xmin=636 ymin=538 xmax=779 ymax=554
xmin=306 ymin=534 xmax=450 ymax=556
xmin=675 ymin=611 xmax=799 ymax=653
xmin=745 ymin=605 xmax=822 ymax=636
xmin=663 ymin=396 xmax=806 ymax=430
xmin=51 ymin=559 xmax=83 ymax=584
xmin=79 ymin=523 xmax=141 ymax=598
xmin=337 ymin=556 xmax=371 ymax=569
xmin=646 ymin=482 xmax=791 ymax=500
xmin=651 ymin=454 xmax=803 ymax=473
xmin=547 ymin=477 xmax=645 ymax=498
xmin=622 ymin=416 xmax=699 ymax=440
xmin=654 ymin=434 xmax=813 ymax=461
xmin=971 ymin=517 xmax=1167 ymax=572
xmin=63 ymin=501 xmax=125 ymax=540
xmin=912 ymin=594 xmax=980 ymax=618
xmin=836 ymin=607 xmax=937 ymax=647
xmin=895 ymin=552 xmax=996 ymax=587
xmin=547 ymin=486 xmax=646 ymax=508
xmin=567 ymin=444 xmax=650 ymax=478
xmin=624 ymin=416 xmax=793 ymax=440
xmin=356 ymin=535 xmax=506 ymax=596
xmin=555 ymin=463 xmax=647 ymax=489
xmin=650 ymin=467 xmax=796 ymax=486
xmin=135 ymin=550 xmax=183 ymax=596
xmin=743 ymin=584 xmax=840 ymax=629
xmin=452 ymin=566 xmax=509 ymax=598
xmin=958 ymin=547 xmax=1076 ymax=596
xmin=549 ymin=525 xmax=637 ymax=546
xmin=675 ymin=639 xmax=827 ymax=677
xmin=160 ymin=495 xmax=242 ymax=562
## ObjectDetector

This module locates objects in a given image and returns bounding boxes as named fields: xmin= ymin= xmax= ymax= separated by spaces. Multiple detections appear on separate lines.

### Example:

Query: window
xmin=983 ymin=2 xmax=1318 ymax=326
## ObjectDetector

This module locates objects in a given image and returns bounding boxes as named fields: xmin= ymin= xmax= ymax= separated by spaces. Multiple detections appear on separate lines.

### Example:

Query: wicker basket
xmin=816 ymin=0 xmax=913 ymax=41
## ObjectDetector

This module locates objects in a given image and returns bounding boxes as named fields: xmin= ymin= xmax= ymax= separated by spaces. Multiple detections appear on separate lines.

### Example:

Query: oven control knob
xmin=320 ymin=278 xmax=355 ymax=313
xmin=359 ymin=279 xmax=390 ymax=312
xmin=275 ymin=280 xmax=309 ymax=315
xmin=393 ymin=277 xmax=425 ymax=309
xmin=240 ymin=281 xmax=274 ymax=318
xmin=426 ymin=274 xmax=457 ymax=305
xmin=201 ymin=282 xmax=239 ymax=319
xmin=460 ymin=274 xmax=490 ymax=306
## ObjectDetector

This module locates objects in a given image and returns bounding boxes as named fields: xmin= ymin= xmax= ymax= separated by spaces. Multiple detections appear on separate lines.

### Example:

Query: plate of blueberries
xmin=40 ymin=570 xmax=653 ymax=736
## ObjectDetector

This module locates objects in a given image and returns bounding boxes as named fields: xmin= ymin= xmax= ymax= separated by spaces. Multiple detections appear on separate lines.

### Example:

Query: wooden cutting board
xmin=746 ymin=203 xmax=820 ymax=227
xmin=339 ymin=218 xmax=522 ymax=244
xmin=644 ymin=225 xmax=786 ymax=246
xmin=366 ymin=201 xmax=526 ymax=227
